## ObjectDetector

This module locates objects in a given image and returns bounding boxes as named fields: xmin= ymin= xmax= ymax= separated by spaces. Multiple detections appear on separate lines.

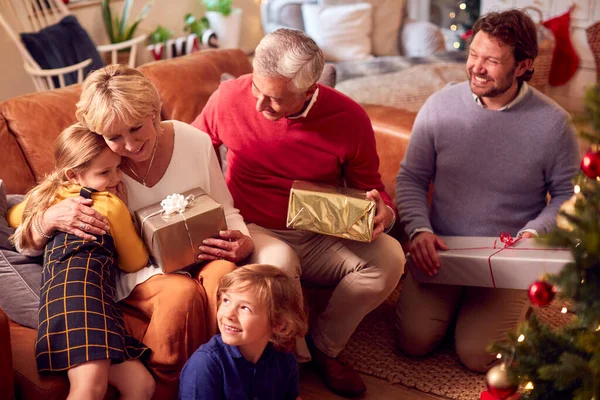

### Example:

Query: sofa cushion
xmin=139 ymin=49 xmax=253 ymax=124
xmin=302 ymin=3 xmax=373 ymax=62
xmin=0 ymin=114 xmax=36 ymax=195
xmin=0 ymin=85 xmax=81 ymax=184
xmin=321 ymin=0 xmax=405 ymax=57
xmin=0 ymin=180 xmax=41 ymax=330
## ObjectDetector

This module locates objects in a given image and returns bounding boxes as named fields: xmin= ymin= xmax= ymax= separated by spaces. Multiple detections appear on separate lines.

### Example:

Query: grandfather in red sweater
xmin=192 ymin=28 xmax=405 ymax=397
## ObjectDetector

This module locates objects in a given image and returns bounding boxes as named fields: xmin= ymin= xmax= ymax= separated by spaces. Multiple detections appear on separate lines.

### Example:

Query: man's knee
xmin=455 ymin=338 xmax=496 ymax=373
xmin=252 ymin=244 xmax=301 ymax=279
xmin=373 ymin=235 xmax=406 ymax=292
xmin=394 ymin=313 xmax=440 ymax=357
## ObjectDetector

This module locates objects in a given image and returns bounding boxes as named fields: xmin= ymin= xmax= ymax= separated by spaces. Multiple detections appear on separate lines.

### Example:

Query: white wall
xmin=0 ymin=0 xmax=263 ymax=102
xmin=481 ymin=0 xmax=599 ymax=112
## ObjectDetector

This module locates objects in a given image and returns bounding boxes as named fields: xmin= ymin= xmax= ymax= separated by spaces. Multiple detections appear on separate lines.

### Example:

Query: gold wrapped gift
xmin=134 ymin=187 xmax=227 ymax=273
xmin=286 ymin=181 xmax=376 ymax=242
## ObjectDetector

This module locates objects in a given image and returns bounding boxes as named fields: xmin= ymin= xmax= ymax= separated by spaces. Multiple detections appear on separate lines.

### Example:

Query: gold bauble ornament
xmin=556 ymin=194 xmax=581 ymax=231
xmin=486 ymin=364 xmax=512 ymax=388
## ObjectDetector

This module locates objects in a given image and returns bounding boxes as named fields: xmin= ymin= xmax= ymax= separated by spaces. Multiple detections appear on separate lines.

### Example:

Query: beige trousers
xmin=248 ymin=223 xmax=406 ymax=358
xmin=395 ymin=271 xmax=530 ymax=372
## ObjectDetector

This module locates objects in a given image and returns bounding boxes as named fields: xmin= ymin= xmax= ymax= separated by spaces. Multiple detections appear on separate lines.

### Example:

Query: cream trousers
xmin=395 ymin=271 xmax=530 ymax=372
xmin=248 ymin=223 xmax=406 ymax=358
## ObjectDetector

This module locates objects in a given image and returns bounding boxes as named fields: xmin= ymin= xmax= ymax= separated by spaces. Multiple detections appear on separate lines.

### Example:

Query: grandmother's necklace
xmin=126 ymin=136 xmax=159 ymax=187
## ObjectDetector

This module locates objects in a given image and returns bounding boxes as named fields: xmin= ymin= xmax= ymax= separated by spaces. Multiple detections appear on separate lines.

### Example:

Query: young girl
xmin=179 ymin=264 xmax=308 ymax=400
xmin=9 ymin=123 xmax=155 ymax=400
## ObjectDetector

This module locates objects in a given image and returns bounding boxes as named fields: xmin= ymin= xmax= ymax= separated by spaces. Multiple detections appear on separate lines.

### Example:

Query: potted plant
xmin=101 ymin=0 xmax=154 ymax=64
xmin=147 ymin=25 xmax=172 ymax=60
xmin=201 ymin=0 xmax=242 ymax=49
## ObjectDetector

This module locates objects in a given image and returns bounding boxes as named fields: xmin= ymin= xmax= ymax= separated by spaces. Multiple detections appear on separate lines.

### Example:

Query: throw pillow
xmin=0 ymin=180 xmax=23 ymax=250
xmin=318 ymin=63 xmax=337 ymax=87
xmin=302 ymin=3 xmax=373 ymax=62
xmin=0 ymin=180 xmax=12 ymax=250
xmin=20 ymin=15 xmax=105 ymax=87
xmin=320 ymin=0 xmax=405 ymax=57
xmin=0 ymin=249 xmax=41 ymax=329
xmin=0 ymin=180 xmax=40 ymax=329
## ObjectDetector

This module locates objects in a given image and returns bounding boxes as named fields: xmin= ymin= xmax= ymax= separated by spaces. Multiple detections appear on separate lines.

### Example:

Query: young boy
xmin=179 ymin=264 xmax=307 ymax=399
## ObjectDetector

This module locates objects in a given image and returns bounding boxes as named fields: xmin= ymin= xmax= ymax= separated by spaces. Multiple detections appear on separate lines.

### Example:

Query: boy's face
xmin=217 ymin=288 xmax=274 ymax=362
xmin=69 ymin=147 xmax=122 ymax=194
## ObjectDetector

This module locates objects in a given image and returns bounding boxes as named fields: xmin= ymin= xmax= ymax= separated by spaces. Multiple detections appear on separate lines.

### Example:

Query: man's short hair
xmin=253 ymin=28 xmax=324 ymax=93
xmin=472 ymin=9 xmax=538 ymax=83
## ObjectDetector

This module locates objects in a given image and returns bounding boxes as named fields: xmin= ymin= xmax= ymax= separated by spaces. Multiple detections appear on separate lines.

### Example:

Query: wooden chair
xmin=0 ymin=0 xmax=146 ymax=91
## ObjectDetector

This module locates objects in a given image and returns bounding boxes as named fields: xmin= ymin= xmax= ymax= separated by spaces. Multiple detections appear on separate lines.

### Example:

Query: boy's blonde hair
xmin=217 ymin=264 xmax=308 ymax=351
xmin=11 ymin=123 xmax=109 ymax=248
xmin=76 ymin=64 xmax=161 ymax=135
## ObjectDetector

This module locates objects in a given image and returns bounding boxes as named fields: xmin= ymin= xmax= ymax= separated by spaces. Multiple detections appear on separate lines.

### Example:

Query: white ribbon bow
xmin=160 ymin=193 xmax=190 ymax=216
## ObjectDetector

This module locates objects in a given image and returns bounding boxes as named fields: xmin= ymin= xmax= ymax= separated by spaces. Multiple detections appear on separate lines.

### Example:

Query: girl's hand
xmin=115 ymin=182 xmax=128 ymax=206
xmin=197 ymin=230 xmax=254 ymax=263
xmin=43 ymin=197 xmax=110 ymax=241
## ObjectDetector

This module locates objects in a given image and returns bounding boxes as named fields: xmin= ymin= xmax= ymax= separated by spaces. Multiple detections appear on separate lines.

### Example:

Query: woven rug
xmin=339 ymin=284 xmax=574 ymax=400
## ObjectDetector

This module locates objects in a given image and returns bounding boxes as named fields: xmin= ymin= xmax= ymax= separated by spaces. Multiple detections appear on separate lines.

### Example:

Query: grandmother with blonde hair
xmin=15 ymin=65 xmax=254 ymax=398
xmin=192 ymin=28 xmax=406 ymax=397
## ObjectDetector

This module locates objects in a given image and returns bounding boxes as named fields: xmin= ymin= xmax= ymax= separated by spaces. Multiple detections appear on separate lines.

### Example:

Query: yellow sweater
xmin=8 ymin=185 xmax=149 ymax=273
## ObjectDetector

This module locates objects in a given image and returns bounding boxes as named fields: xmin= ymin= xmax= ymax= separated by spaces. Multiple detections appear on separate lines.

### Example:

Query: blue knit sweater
xmin=396 ymin=81 xmax=580 ymax=238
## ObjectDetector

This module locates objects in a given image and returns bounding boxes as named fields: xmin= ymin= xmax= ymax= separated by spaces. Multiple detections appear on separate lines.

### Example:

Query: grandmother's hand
xmin=198 ymin=230 xmax=254 ymax=263
xmin=43 ymin=197 xmax=110 ymax=241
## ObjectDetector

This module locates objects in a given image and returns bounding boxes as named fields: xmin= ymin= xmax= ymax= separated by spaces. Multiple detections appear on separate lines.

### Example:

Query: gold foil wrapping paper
xmin=134 ymin=187 xmax=228 ymax=273
xmin=286 ymin=181 xmax=376 ymax=242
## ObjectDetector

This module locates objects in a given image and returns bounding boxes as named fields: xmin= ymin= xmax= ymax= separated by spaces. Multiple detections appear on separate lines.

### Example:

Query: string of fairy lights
xmin=442 ymin=1 xmax=479 ymax=50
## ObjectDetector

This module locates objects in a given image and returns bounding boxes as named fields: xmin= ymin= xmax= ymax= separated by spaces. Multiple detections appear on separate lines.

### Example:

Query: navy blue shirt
xmin=179 ymin=334 xmax=299 ymax=400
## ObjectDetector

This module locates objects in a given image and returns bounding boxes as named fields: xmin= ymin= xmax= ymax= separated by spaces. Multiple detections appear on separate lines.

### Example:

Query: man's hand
xmin=521 ymin=232 xmax=535 ymax=238
xmin=198 ymin=230 xmax=254 ymax=263
xmin=366 ymin=189 xmax=393 ymax=241
xmin=409 ymin=232 xmax=448 ymax=276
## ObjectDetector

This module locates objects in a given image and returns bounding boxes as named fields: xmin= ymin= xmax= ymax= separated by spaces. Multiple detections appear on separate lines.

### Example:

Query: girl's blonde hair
xmin=76 ymin=64 xmax=161 ymax=135
xmin=217 ymin=264 xmax=308 ymax=351
xmin=11 ymin=123 xmax=109 ymax=248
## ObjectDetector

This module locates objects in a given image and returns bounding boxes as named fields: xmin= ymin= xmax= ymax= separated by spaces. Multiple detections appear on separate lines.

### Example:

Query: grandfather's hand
xmin=43 ymin=197 xmax=110 ymax=242
xmin=198 ymin=230 xmax=254 ymax=263
xmin=409 ymin=232 xmax=448 ymax=276
xmin=366 ymin=189 xmax=393 ymax=241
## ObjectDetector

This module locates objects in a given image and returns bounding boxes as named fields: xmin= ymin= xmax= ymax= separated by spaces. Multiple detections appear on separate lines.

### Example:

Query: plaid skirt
xmin=35 ymin=232 xmax=150 ymax=372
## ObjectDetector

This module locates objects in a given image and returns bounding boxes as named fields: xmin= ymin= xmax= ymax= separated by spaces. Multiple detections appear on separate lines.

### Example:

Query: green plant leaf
xmin=119 ymin=0 xmax=133 ymax=43
xmin=101 ymin=0 xmax=115 ymax=43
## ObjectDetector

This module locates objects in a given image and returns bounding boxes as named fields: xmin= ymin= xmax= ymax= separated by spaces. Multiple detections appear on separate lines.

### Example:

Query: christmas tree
xmin=487 ymin=85 xmax=600 ymax=400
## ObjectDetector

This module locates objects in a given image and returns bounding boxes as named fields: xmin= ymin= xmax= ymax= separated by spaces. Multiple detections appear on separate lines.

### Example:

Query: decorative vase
xmin=205 ymin=8 xmax=242 ymax=49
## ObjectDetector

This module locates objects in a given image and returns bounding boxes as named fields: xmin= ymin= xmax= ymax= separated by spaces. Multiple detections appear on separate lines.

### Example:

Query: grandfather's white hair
xmin=253 ymin=28 xmax=324 ymax=92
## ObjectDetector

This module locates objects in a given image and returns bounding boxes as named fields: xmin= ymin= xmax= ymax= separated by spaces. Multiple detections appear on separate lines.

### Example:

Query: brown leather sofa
xmin=0 ymin=48 xmax=416 ymax=399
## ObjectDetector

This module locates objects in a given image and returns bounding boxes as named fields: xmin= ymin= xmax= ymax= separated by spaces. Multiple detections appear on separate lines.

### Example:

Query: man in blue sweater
xmin=395 ymin=9 xmax=580 ymax=372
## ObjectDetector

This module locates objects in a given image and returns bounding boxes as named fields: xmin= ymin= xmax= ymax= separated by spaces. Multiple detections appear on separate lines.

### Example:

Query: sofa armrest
xmin=0 ymin=307 xmax=15 ymax=399
xmin=364 ymin=104 xmax=416 ymax=250
xmin=363 ymin=104 xmax=416 ymax=204
xmin=400 ymin=19 xmax=445 ymax=57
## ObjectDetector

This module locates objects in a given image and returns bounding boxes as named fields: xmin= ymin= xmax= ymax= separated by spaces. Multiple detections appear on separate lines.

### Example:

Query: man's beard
xmin=467 ymin=67 xmax=516 ymax=98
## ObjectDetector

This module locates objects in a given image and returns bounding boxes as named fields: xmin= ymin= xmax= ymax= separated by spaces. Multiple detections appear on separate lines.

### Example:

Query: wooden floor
xmin=300 ymin=368 xmax=444 ymax=400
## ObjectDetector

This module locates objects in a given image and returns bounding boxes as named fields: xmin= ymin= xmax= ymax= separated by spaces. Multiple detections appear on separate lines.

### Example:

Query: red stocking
xmin=543 ymin=6 xmax=580 ymax=86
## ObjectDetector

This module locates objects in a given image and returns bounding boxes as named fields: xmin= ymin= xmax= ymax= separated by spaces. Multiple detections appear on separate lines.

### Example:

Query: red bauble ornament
xmin=528 ymin=280 xmax=556 ymax=306
xmin=581 ymin=151 xmax=600 ymax=179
